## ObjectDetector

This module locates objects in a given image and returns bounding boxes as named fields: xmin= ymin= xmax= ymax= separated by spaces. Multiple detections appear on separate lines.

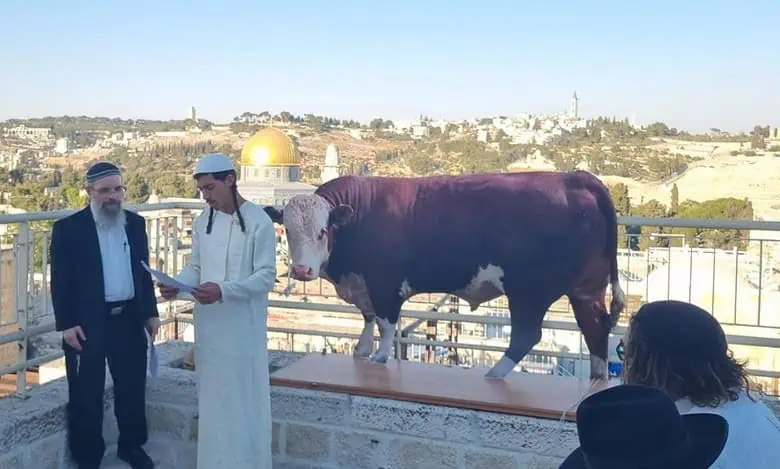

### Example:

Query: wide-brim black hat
xmin=560 ymin=413 xmax=727 ymax=468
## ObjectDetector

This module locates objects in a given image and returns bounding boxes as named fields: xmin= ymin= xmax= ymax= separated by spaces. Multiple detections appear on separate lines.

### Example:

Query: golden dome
xmin=240 ymin=127 xmax=300 ymax=167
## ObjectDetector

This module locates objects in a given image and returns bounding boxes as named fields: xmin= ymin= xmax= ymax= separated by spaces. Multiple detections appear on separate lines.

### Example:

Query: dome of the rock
xmin=240 ymin=127 xmax=300 ymax=167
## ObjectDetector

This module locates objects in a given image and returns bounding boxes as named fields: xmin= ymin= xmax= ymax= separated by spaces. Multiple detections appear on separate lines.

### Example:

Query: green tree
xmin=670 ymin=183 xmax=679 ymax=216
xmin=607 ymin=183 xmax=631 ymax=215
xmin=61 ymin=185 xmax=88 ymax=209
xmin=674 ymin=198 xmax=753 ymax=249
xmin=631 ymin=199 xmax=671 ymax=248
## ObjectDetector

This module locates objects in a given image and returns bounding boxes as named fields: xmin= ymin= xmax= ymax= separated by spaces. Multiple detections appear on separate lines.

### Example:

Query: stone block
xmin=443 ymin=409 xmax=478 ymax=444
xmin=272 ymin=461 xmax=335 ymax=469
xmin=145 ymin=367 xmax=198 ymax=407
xmin=145 ymin=402 xmax=196 ymax=440
xmin=188 ymin=414 xmax=199 ymax=441
xmin=272 ymin=421 xmax=282 ymax=455
xmin=176 ymin=441 xmax=198 ymax=469
xmin=153 ymin=340 xmax=196 ymax=368
xmin=271 ymin=387 xmax=348 ymax=425
xmin=516 ymin=453 xmax=566 ymax=469
xmin=285 ymin=423 xmax=331 ymax=461
xmin=332 ymin=429 xmax=386 ymax=468
xmin=0 ymin=420 xmax=16 ymax=455
xmin=350 ymin=396 xmax=447 ymax=438
xmin=476 ymin=412 xmax=578 ymax=458
xmin=386 ymin=437 xmax=460 ymax=469
xmin=463 ymin=450 xmax=518 ymax=469
xmin=0 ymin=450 xmax=23 ymax=469
xmin=1 ymin=405 xmax=67 ymax=455
xmin=22 ymin=431 xmax=64 ymax=469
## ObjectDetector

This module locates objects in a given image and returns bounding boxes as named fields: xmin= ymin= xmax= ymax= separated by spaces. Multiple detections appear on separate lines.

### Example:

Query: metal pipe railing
xmin=2 ymin=201 xmax=780 ymax=398
xmin=3 ymin=294 xmax=780 ymax=394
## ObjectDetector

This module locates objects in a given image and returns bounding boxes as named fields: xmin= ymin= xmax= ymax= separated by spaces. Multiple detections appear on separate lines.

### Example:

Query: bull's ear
xmin=264 ymin=206 xmax=284 ymax=224
xmin=328 ymin=204 xmax=354 ymax=229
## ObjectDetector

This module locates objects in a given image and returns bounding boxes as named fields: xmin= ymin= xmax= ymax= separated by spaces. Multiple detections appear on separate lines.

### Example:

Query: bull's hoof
xmin=588 ymin=376 xmax=609 ymax=389
xmin=484 ymin=356 xmax=516 ymax=380
xmin=368 ymin=353 xmax=389 ymax=364
xmin=484 ymin=369 xmax=507 ymax=380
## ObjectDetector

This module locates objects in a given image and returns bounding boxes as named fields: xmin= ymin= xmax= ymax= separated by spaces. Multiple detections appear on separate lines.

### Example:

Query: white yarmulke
xmin=194 ymin=153 xmax=235 ymax=176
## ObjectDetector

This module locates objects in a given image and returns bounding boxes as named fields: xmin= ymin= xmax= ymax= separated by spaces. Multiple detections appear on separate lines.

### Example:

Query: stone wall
xmin=2 ymin=340 xmax=780 ymax=469
xmin=270 ymin=387 xmax=575 ymax=469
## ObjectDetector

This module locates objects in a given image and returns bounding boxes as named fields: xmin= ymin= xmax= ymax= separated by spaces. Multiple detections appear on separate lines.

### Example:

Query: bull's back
xmin=409 ymin=171 xmax=604 ymax=241
xmin=321 ymin=173 xmax=608 ymax=290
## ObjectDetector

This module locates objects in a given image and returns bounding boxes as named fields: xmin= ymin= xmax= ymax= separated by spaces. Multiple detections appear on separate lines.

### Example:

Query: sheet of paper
xmin=141 ymin=260 xmax=195 ymax=293
xmin=149 ymin=338 xmax=159 ymax=378
xmin=149 ymin=342 xmax=158 ymax=378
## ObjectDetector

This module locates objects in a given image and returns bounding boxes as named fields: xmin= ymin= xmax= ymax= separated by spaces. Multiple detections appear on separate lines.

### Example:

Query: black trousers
xmin=63 ymin=304 xmax=149 ymax=464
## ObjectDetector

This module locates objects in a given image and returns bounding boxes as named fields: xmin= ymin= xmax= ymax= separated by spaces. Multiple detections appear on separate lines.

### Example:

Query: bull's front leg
xmin=485 ymin=296 xmax=544 ymax=379
xmin=369 ymin=316 xmax=397 ymax=364
xmin=361 ymin=281 xmax=403 ymax=364
xmin=354 ymin=311 xmax=376 ymax=359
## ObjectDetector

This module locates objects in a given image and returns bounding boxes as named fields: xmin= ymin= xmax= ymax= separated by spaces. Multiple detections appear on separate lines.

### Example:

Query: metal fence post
xmin=14 ymin=222 xmax=32 ymax=396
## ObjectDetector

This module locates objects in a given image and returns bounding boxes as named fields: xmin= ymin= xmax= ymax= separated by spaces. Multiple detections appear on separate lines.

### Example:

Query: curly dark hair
xmin=622 ymin=300 xmax=757 ymax=408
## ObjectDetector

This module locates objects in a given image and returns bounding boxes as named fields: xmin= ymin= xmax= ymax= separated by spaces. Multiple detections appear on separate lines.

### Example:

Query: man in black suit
xmin=50 ymin=162 xmax=160 ymax=469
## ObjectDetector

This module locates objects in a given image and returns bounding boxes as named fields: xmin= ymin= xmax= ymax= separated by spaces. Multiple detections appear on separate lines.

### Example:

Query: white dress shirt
xmin=676 ymin=391 xmax=780 ymax=468
xmin=93 ymin=209 xmax=135 ymax=302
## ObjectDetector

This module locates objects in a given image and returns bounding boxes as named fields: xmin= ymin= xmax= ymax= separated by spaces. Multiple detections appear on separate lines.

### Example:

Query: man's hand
xmin=158 ymin=283 xmax=179 ymax=300
xmin=145 ymin=317 xmax=161 ymax=339
xmin=193 ymin=282 xmax=222 ymax=305
xmin=63 ymin=326 xmax=86 ymax=351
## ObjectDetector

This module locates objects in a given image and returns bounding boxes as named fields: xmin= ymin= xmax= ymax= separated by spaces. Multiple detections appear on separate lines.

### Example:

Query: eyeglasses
xmin=616 ymin=339 xmax=625 ymax=361
xmin=92 ymin=185 xmax=126 ymax=195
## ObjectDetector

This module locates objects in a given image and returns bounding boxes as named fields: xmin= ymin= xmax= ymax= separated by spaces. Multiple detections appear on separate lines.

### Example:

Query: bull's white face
xmin=271 ymin=194 xmax=353 ymax=281
xmin=282 ymin=195 xmax=332 ymax=280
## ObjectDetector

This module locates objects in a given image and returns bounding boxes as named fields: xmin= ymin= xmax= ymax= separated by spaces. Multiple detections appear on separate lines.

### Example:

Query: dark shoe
xmin=117 ymin=446 xmax=155 ymax=469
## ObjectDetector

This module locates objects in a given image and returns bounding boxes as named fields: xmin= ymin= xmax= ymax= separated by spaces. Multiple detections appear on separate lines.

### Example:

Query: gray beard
xmin=90 ymin=200 xmax=126 ymax=229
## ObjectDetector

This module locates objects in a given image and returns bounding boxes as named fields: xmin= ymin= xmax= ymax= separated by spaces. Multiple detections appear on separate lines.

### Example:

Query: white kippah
xmin=194 ymin=153 xmax=235 ymax=176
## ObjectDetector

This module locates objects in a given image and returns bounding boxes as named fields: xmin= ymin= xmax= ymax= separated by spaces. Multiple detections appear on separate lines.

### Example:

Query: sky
xmin=2 ymin=0 xmax=778 ymax=133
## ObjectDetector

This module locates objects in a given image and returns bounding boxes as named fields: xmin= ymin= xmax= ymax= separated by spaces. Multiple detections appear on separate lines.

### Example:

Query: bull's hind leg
xmin=485 ymin=295 xmax=549 ymax=379
xmin=569 ymin=294 xmax=611 ymax=381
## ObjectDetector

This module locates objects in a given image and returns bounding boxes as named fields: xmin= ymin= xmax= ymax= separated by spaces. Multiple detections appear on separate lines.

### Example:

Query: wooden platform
xmin=270 ymin=354 xmax=619 ymax=422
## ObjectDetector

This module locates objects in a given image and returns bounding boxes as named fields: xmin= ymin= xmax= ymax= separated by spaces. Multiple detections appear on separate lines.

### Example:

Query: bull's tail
xmin=592 ymin=178 xmax=626 ymax=329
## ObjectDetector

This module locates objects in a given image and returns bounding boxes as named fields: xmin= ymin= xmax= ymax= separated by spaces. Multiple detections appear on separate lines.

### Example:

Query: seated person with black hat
xmin=560 ymin=384 xmax=728 ymax=469
xmin=619 ymin=300 xmax=780 ymax=468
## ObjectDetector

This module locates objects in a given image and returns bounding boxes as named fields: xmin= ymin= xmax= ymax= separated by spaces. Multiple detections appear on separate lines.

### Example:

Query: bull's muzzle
xmin=291 ymin=264 xmax=314 ymax=281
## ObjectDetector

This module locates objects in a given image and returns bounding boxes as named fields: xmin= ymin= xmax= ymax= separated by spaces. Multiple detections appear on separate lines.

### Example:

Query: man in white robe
xmin=158 ymin=153 xmax=277 ymax=468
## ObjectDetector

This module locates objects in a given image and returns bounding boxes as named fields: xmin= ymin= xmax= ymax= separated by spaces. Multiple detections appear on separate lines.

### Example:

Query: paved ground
xmin=63 ymin=434 xmax=191 ymax=469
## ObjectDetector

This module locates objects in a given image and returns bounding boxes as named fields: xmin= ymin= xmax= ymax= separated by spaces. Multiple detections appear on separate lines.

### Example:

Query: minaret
xmin=322 ymin=144 xmax=340 ymax=184
xmin=568 ymin=92 xmax=579 ymax=119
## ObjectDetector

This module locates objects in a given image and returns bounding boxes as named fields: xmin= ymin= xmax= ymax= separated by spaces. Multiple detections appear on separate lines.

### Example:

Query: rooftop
xmin=1 ymin=202 xmax=780 ymax=468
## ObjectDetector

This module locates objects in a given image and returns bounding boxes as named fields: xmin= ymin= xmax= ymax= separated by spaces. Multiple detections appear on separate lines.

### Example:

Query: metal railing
xmin=1 ymin=202 xmax=780 ymax=397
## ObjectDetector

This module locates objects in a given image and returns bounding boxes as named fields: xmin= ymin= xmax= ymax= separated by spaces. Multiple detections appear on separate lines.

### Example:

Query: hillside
xmin=6 ymin=116 xmax=778 ymax=224
xmin=601 ymin=148 xmax=780 ymax=222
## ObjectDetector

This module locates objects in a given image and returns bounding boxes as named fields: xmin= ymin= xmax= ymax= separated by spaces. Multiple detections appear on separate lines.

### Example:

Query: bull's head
xmin=264 ymin=194 xmax=353 ymax=281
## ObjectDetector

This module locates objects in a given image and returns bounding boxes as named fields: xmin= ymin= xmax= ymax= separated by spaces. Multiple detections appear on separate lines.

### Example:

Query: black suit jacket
xmin=49 ymin=206 xmax=159 ymax=336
